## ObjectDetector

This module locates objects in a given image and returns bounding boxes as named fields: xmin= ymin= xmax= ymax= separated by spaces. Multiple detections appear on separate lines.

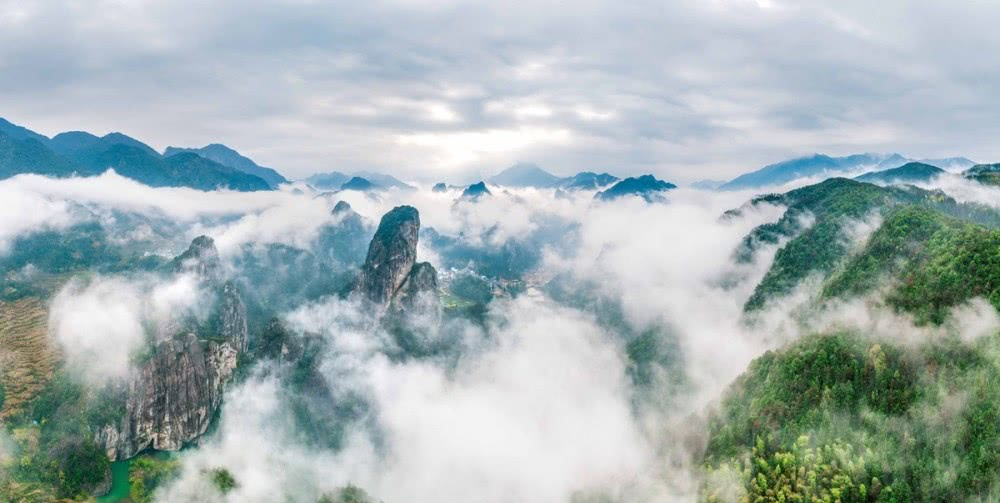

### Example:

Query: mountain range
xmin=0 ymin=118 xmax=277 ymax=191
xmin=486 ymin=162 xmax=620 ymax=190
xmin=719 ymin=153 xmax=975 ymax=190
xmin=164 ymin=144 xmax=288 ymax=188
xmin=306 ymin=171 xmax=415 ymax=191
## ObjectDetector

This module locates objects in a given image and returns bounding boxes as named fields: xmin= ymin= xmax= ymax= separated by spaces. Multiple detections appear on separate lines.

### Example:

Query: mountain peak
xmin=172 ymin=235 xmax=221 ymax=280
xmin=595 ymin=174 xmax=676 ymax=201
xmin=460 ymin=181 xmax=492 ymax=199
xmin=332 ymin=200 xmax=354 ymax=215
xmin=855 ymin=162 xmax=945 ymax=185
xmin=488 ymin=162 xmax=561 ymax=188
xmin=341 ymin=176 xmax=375 ymax=191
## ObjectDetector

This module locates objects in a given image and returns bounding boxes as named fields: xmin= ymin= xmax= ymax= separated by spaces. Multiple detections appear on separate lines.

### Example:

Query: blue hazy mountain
xmin=308 ymin=170 xmax=414 ymax=191
xmin=488 ymin=162 xmax=563 ymax=188
xmin=0 ymin=118 xmax=272 ymax=191
xmin=164 ymin=144 xmax=287 ymax=188
xmin=159 ymin=152 xmax=272 ymax=191
xmin=51 ymin=131 xmax=160 ymax=158
xmin=306 ymin=171 xmax=352 ymax=190
xmin=874 ymin=155 xmax=975 ymax=172
xmin=460 ymin=181 xmax=492 ymax=199
xmin=340 ymin=176 xmax=376 ymax=191
xmin=691 ymin=179 xmax=726 ymax=190
xmin=595 ymin=174 xmax=676 ymax=201
xmin=919 ymin=157 xmax=976 ymax=171
xmin=855 ymin=162 xmax=946 ymax=184
xmin=488 ymin=163 xmax=620 ymax=190
xmin=0 ymin=131 xmax=80 ymax=178
xmin=719 ymin=153 xmax=908 ymax=190
xmin=353 ymin=171 xmax=414 ymax=190
xmin=558 ymin=172 xmax=619 ymax=190
xmin=0 ymin=117 xmax=50 ymax=144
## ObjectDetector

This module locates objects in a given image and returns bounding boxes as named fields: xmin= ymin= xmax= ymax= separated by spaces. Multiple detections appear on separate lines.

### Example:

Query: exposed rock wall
xmin=97 ymin=237 xmax=248 ymax=461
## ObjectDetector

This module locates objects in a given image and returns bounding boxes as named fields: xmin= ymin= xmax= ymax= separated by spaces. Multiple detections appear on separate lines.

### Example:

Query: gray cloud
xmin=1 ymin=0 xmax=999 ymax=182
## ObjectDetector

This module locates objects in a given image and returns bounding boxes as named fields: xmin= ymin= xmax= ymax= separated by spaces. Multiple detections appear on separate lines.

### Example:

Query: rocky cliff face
xmin=97 ymin=237 xmax=248 ymax=461
xmin=96 ymin=331 xmax=240 ymax=460
xmin=353 ymin=206 xmax=439 ymax=314
xmin=394 ymin=261 xmax=439 ymax=310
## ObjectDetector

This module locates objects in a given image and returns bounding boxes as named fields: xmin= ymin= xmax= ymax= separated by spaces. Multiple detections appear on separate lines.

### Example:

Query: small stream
xmin=96 ymin=459 xmax=131 ymax=503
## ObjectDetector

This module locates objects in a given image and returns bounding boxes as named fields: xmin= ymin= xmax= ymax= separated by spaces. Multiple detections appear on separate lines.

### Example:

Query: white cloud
xmin=48 ymin=273 xmax=209 ymax=384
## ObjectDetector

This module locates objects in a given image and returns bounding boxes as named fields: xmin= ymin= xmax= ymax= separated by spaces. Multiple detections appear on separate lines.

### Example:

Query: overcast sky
xmin=1 ymin=0 xmax=999 ymax=183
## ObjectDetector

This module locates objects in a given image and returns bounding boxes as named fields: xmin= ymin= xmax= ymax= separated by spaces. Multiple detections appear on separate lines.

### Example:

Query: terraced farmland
xmin=0 ymin=297 xmax=58 ymax=418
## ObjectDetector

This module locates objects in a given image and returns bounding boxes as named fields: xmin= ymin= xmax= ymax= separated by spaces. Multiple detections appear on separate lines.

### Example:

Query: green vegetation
xmin=129 ymin=455 xmax=180 ymax=503
xmin=448 ymin=273 xmax=494 ymax=305
xmin=854 ymin=162 xmax=945 ymax=185
xmin=0 ymin=368 xmax=126 ymax=500
xmin=318 ymin=485 xmax=375 ymax=503
xmin=703 ymin=331 xmax=1000 ymax=502
xmin=209 ymin=467 xmax=238 ymax=494
xmin=825 ymin=206 xmax=1000 ymax=323
xmin=740 ymin=179 xmax=916 ymax=310
xmin=963 ymin=163 xmax=1000 ymax=186
xmin=0 ymin=223 xmax=166 ymax=301
xmin=740 ymin=178 xmax=1000 ymax=312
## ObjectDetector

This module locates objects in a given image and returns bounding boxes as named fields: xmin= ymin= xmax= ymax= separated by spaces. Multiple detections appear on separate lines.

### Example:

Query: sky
xmin=1 ymin=0 xmax=999 ymax=183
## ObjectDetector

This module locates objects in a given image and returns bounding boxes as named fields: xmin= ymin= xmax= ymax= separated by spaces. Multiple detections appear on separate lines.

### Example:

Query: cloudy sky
xmin=1 ymin=0 xmax=998 ymax=183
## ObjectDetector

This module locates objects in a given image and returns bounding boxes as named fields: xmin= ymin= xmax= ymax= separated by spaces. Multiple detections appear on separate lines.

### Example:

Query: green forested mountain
xmin=824 ymin=206 xmax=1000 ymax=323
xmin=854 ymin=162 xmax=946 ymax=185
xmin=964 ymin=163 xmax=1000 ymax=186
xmin=703 ymin=330 xmax=1000 ymax=503
xmin=705 ymin=176 xmax=1000 ymax=502
xmin=739 ymin=178 xmax=1000 ymax=311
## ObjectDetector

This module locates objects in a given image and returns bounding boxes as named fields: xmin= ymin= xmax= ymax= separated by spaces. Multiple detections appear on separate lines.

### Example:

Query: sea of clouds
xmin=4 ymin=169 xmax=1000 ymax=502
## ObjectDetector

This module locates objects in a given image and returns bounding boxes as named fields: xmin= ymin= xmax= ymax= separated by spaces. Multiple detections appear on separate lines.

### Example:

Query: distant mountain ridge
xmin=0 ymin=117 xmax=274 ymax=191
xmin=487 ymin=163 xmax=619 ymax=190
xmin=488 ymin=162 xmax=563 ymax=187
xmin=306 ymin=171 xmax=415 ymax=191
xmin=720 ymin=153 xmax=903 ymax=190
xmin=720 ymin=153 xmax=977 ymax=191
xmin=164 ymin=144 xmax=287 ymax=188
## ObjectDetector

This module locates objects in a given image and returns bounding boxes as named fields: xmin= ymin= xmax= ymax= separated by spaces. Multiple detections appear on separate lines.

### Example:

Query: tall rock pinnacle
xmin=172 ymin=235 xmax=221 ymax=281
xmin=355 ymin=206 xmax=421 ymax=305
xmin=353 ymin=205 xmax=438 ymax=313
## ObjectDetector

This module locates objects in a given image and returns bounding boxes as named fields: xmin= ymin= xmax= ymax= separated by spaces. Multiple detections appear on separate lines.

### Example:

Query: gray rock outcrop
xmin=352 ymin=206 xmax=439 ymax=314
xmin=97 ymin=237 xmax=248 ymax=461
